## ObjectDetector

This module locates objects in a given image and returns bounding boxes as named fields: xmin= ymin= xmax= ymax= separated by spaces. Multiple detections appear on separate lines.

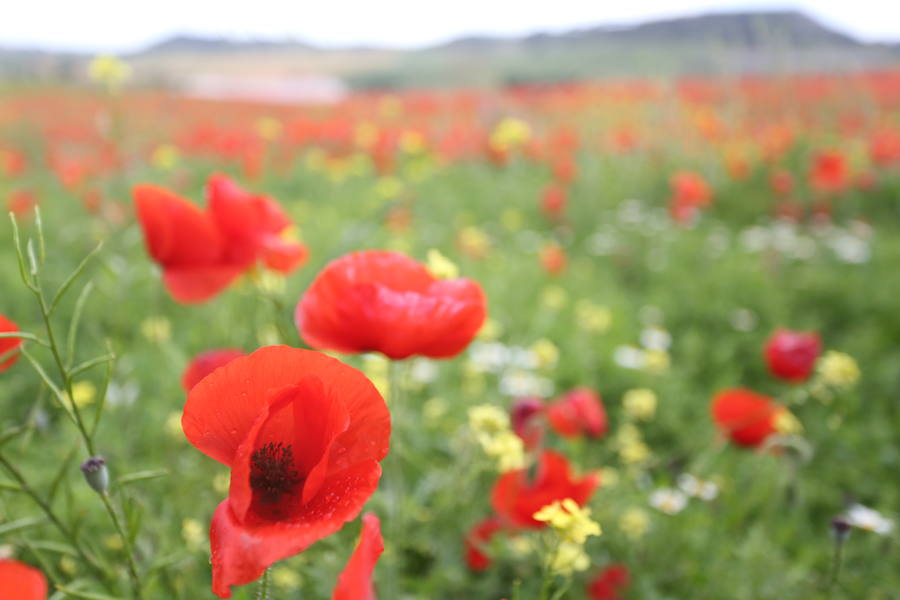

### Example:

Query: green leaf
xmin=114 ymin=469 xmax=169 ymax=489
xmin=50 ymin=242 xmax=103 ymax=315
xmin=0 ymin=516 xmax=45 ymax=536
xmin=65 ymin=282 xmax=94 ymax=367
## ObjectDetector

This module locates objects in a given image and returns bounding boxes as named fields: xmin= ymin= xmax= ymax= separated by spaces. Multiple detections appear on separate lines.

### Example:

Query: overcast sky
xmin=1 ymin=1 xmax=899 ymax=52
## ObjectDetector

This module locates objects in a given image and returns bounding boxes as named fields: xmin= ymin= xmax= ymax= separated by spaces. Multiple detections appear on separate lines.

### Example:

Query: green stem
xmin=255 ymin=568 xmax=271 ymax=600
xmin=386 ymin=360 xmax=406 ymax=599
xmin=0 ymin=451 xmax=109 ymax=588
xmin=100 ymin=491 xmax=144 ymax=599
xmin=826 ymin=540 xmax=844 ymax=595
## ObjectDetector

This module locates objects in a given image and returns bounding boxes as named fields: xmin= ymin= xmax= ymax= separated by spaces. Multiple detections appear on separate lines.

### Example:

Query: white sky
xmin=1 ymin=1 xmax=899 ymax=52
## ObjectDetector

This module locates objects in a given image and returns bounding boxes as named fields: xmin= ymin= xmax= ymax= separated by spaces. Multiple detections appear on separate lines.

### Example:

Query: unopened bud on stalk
xmin=80 ymin=456 xmax=109 ymax=494
xmin=831 ymin=516 xmax=851 ymax=544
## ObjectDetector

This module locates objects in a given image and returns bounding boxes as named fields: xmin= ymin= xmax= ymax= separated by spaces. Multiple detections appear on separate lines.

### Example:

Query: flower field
xmin=1 ymin=71 xmax=899 ymax=599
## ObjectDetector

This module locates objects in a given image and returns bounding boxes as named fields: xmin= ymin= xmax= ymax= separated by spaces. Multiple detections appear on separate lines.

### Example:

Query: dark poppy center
xmin=249 ymin=442 xmax=301 ymax=505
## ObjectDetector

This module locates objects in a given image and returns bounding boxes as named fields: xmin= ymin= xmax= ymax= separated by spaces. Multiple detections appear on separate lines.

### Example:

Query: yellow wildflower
xmin=69 ymin=381 xmax=96 ymax=409
xmin=181 ymin=519 xmax=205 ymax=551
xmin=151 ymin=144 xmax=180 ymax=170
xmin=530 ymin=338 xmax=559 ymax=370
xmin=575 ymin=300 xmax=612 ymax=333
xmin=426 ymin=249 xmax=459 ymax=279
xmin=773 ymin=409 xmax=803 ymax=435
xmin=533 ymin=498 xmax=601 ymax=544
xmin=140 ymin=317 xmax=171 ymax=343
xmin=619 ymin=508 xmax=651 ymax=540
xmin=818 ymin=351 xmax=860 ymax=388
xmin=255 ymin=117 xmax=282 ymax=141
xmin=541 ymin=286 xmax=568 ymax=310
xmin=88 ymin=55 xmax=131 ymax=91
xmin=271 ymin=566 xmax=302 ymax=590
xmin=548 ymin=541 xmax=590 ymax=575
xmin=623 ymin=389 xmax=657 ymax=421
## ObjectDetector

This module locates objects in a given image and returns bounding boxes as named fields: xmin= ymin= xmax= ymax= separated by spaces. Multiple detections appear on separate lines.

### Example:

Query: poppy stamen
xmin=249 ymin=442 xmax=301 ymax=504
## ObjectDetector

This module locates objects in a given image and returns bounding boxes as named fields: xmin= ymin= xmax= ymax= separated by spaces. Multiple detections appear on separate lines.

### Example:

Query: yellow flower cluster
xmin=623 ymin=388 xmax=657 ymax=421
xmin=616 ymin=423 xmax=652 ymax=466
xmin=575 ymin=300 xmax=612 ymax=333
xmin=88 ymin=55 xmax=131 ymax=92
xmin=140 ymin=316 xmax=171 ymax=343
xmin=530 ymin=338 xmax=559 ymax=370
xmin=468 ymin=404 xmax=525 ymax=472
xmin=773 ymin=408 xmax=803 ymax=435
xmin=533 ymin=498 xmax=601 ymax=576
xmin=817 ymin=351 xmax=860 ymax=389
xmin=489 ymin=117 xmax=532 ymax=151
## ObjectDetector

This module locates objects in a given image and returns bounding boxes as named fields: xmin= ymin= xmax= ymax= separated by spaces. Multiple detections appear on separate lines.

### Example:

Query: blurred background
xmin=2 ymin=1 xmax=900 ymax=97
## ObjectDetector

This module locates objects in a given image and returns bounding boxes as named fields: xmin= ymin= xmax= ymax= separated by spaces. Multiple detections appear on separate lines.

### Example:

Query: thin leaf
xmin=90 ymin=341 xmax=114 ymax=436
xmin=34 ymin=205 xmax=46 ymax=264
xmin=114 ymin=469 xmax=169 ymax=489
xmin=0 ymin=424 xmax=29 ymax=446
xmin=0 ymin=516 xmax=45 ymax=535
xmin=47 ymin=442 xmax=80 ymax=504
xmin=66 ymin=282 xmax=94 ymax=367
xmin=56 ymin=586 xmax=121 ymax=600
xmin=69 ymin=354 xmax=115 ymax=379
xmin=50 ymin=243 xmax=103 ymax=314
xmin=27 ymin=540 xmax=80 ymax=557
xmin=0 ymin=331 xmax=50 ymax=346
xmin=0 ymin=480 xmax=23 ymax=492
xmin=27 ymin=238 xmax=38 ymax=277
xmin=20 ymin=348 xmax=76 ymax=424
xmin=9 ymin=212 xmax=36 ymax=290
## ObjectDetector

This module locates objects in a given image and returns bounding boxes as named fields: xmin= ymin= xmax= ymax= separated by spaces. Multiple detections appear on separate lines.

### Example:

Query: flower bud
xmin=831 ymin=516 xmax=851 ymax=544
xmin=80 ymin=456 xmax=109 ymax=494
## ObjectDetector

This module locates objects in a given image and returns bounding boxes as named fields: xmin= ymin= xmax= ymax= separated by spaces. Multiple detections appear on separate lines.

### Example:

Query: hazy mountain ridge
xmin=2 ymin=10 xmax=899 ymax=89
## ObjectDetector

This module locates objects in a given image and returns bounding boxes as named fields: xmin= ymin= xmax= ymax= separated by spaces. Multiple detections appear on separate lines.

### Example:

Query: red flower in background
xmin=587 ymin=564 xmax=631 ymax=600
xmin=133 ymin=175 xmax=306 ymax=304
xmin=464 ymin=516 xmax=505 ymax=572
xmin=181 ymin=348 xmax=246 ymax=391
xmin=669 ymin=171 xmax=712 ymax=224
xmin=764 ymin=329 xmax=821 ymax=382
xmin=207 ymin=174 xmax=307 ymax=273
xmin=710 ymin=388 xmax=784 ymax=447
xmin=332 ymin=513 xmax=384 ymax=600
xmin=7 ymin=190 xmax=36 ymax=217
xmin=547 ymin=387 xmax=608 ymax=439
xmin=539 ymin=242 xmax=567 ymax=276
xmin=295 ymin=251 xmax=487 ymax=360
xmin=809 ymin=150 xmax=849 ymax=193
xmin=0 ymin=315 xmax=22 ymax=373
xmin=0 ymin=559 xmax=47 ymax=600
xmin=181 ymin=346 xmax=390 ymax=597
xmin=511 ymin=397 xmax=545 ymax=449
xmin=491 ymin=449 xmax=598 ymax=528
xmin=540 ymin=183 xmax=567 ymax=220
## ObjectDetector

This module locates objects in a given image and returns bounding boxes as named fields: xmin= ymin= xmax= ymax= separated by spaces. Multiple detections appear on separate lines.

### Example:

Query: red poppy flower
xmin=133 ymin=175 xmax=307 ymax=304
xmin=0 ymin=559 xmax=47 ymax=600
xmin=491 ymin=449 xmax=598 ymax=528
xmin=546 ymin=387 xmax=607 ymax=439
xmin=539 ymin=243 xmax=567 ymax=276
xmin=809 ymin=150 xmax=849 ymax=193
xmin=670 ymin=171 xmax=712 ymax=207
xmin=181 ymin=348 xmax=246 ymax=391
xmin=295 ymin=251 xmax=487 ymax=360
xmin=587 ymin=564 xmax=631 ymax=600
xmin=0 ymin=315 xmax=22 ymax=373
xmin=134 ymin=184 xmax=243 ymax=303
xmin=511 ymin=397 xmax=545 ymax=449
xmin=540 ymin=183 xmax=567 ymax=220
xmin=332 ymin=513 xmax=384 ymax=600
xmin=207 ymin=174 xmax=307 ymax=273
xmin=182 ymin=346 xmax=390 ymax=598
xmin=710 ymin=388 xmax=783 ymax=447
xmin=764 ymin=329 xmax=821 ymax=382
xmin=464 ymin=515 xmax=505 ymax=571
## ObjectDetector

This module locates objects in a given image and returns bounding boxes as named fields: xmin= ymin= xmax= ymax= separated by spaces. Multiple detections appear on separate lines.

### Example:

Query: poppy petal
xmin=210 ymin=460 xmax=382 ymax=598
xmin=332 ymin=513 xmax=384 ymax=600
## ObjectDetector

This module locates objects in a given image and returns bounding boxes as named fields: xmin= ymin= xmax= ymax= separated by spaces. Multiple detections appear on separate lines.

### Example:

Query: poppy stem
xmin=826 ymin=538 xmax=845 ymax=594
xmin=255 ymin=568 xmax=271 ymax=600
xmin=384 ymin=359 xmax=407 ymax=598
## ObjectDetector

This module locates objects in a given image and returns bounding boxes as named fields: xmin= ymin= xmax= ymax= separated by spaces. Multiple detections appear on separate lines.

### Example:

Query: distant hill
xmin=2 ymin=10 xmax=899 ymax=89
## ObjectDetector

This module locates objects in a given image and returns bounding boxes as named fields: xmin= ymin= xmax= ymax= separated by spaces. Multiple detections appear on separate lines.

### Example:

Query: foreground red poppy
xmin=181 ymin=348 xmax=246 ymax=391
xmin=491 ymin=449 xmax=598 ymax=528
xmin=133 ymin=175 xmax=307 ymax=303
xmin=181 ymin=346 xmax=390 ymax=597
xmin=332 ymin=513 xmax=384 ymax=600
xmin=0 ymin=559 xmax=47 ymax=600
xmin=710 ymin=388 xmax=783 ymax=447
xmin=546 ymin=387 xmax=607 ymax=439
xmin=295 ymin=251 xmax=487 ymax=359
xmin=0 ymin=315 xmax=22 ymax=373
xmin=764 ymin=328 xmax=821 ymax=382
